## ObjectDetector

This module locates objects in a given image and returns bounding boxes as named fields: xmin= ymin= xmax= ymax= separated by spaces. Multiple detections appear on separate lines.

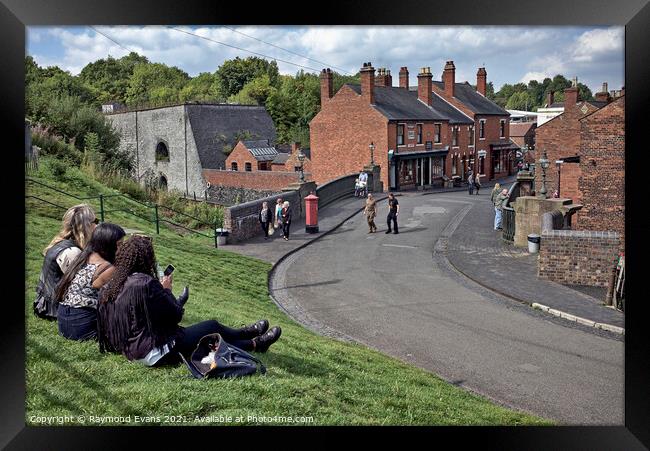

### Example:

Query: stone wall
xmin=205 ymin=185 xmax=281 ymax=207
xmin=316 ymin=173 xmax=358 ymax=208
xmin=512 ymin=196 xmax=572 ymax=247
xmin=538 ymin=229 xmax=620 ymax=287
xmin=223 ymin=191 xmax=300 ymax=243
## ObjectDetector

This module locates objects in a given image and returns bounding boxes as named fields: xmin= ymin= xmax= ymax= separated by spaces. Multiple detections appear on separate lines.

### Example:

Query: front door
xmin=423 ymin=157 xmax=430 ymax=186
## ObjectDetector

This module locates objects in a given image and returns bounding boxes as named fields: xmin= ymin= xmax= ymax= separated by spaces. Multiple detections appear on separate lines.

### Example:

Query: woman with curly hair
xmin=97 ymin=235 xmax=281 ymax=367
xmin=34 ymin=204 xmax=99 ymax=319
xmin=55 ymin=222 xmax=126 ymax=341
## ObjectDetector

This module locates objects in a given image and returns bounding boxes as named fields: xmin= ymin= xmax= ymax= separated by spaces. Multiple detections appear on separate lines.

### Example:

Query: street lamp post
xmin=369 ymin=141 xmax=375 ymax=166
xmin=297 ymin=149 xmax=305 ymax=183
xmin=538 ymin=148 xmax=550 ymax=199
xmin=555 ymin=160 xmax=563 ymax=197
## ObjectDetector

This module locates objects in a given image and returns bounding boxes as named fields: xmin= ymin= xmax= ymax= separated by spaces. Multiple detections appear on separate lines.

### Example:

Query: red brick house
xmin=226 ymin=139 xmax=279 ymax=172
xmin=578 ymin=95 xmax=625 ymax=247
xmin=429 ymin=62 xmax=516 ymax=180
xmin=509 ymin=122 xmax=536 ymax=161
xmin=310 ymin=61 xmax=513 ymax=191
xmin=271 ymin=142 xmax=312 ymax=174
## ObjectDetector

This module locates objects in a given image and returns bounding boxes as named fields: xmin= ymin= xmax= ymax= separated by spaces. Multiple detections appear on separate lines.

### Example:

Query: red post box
xmin=305 ymin=194 xmax=319 ymax=233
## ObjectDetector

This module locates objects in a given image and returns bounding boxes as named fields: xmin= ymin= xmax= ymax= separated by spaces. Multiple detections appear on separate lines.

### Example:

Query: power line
xmin=222 ymin=26 xmax=352 ymax=75
xmin=168 ymin=26 xmax=324 ymax=74
xmin=89 ymin=26 xmax=134 ymax=54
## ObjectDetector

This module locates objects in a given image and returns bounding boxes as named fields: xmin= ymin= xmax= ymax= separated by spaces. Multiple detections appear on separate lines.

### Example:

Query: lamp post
xmin=538 ymin=148 xmax=550 ymax=199
xmin=297 ymin=149 xmax=305 ymax=183
xmin=369 ymin=141 xmax=375 ymax=165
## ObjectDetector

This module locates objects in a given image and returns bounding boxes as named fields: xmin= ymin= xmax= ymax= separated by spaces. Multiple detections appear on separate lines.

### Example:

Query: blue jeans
xmin=494 ymin=207 xmax=502 ymax=230
xmin=58 ymin=304 xmax=97 ymax=341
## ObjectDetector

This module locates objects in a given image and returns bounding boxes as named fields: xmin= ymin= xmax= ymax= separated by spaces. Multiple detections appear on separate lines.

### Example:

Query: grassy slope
xmin=25 ymin=159 xmax=553 ymax=426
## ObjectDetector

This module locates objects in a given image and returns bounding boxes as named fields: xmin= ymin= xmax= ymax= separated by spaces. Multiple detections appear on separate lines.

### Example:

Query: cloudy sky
xmin=27 ymin=26 xmax=624 ymax=95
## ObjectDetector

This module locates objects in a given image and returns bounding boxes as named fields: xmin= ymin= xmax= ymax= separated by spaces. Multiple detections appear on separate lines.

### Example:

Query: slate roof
xmin=272 ymin=153 xmax=290 ymax=164
xmin=186 ymin=104 xmax=277 ymax=169
xmin=586 ymin=100 xmax=608 ymax=109
xmin=509 ymin=122 xmax=536 ymax=137
xmin=410 ymin=90 xmax=473 ymax=124
xmin=347 ymin=84 xmax=447 ymax=121
xmin=432 ymin=81 xmax=509 ymax=116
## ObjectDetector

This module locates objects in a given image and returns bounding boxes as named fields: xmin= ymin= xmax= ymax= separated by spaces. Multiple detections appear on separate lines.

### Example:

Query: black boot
xmin=177 ymin=286 xmax=189 ymax=306
xmin=252 ymin=326 xmax=282 ymax=353
xmin=241 ymin=319 xmax=270 ymax=339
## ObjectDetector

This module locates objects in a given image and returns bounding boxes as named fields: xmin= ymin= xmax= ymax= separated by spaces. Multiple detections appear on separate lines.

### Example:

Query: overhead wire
xmin=89 ymin=26 xmax=134 ymax=54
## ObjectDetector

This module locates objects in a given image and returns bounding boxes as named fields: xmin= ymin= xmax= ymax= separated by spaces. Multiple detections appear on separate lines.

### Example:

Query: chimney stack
xmin=564 ymin=80 xmax=579 ymax=110
xmin=476 ymin=67 xmax=487 ymax=96
xmin=360 ymin=62 xmax=375 ymax=105
xmin=443 ymin=60 xmax=456 ymax=97
xmin=320 ymin=68 xmax=333 ymax=104
xmin=399 ymin=67 xmax=409 ymax=89
xmin=595 ymin=82 xmax=611 ymax=103
xmin=375 ymin=68 xmax=392 ymax=87
xmin=417 ymin=67 xmax=433 ymax=106
xmin=546 ymin=91 xmax=555 ymax=107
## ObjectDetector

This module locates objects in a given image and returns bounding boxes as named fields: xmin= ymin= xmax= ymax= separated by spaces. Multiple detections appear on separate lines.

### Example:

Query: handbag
xmin=268 ymin=223 xmax=275 ymax=236
xmin=179 ymin=333 xmax=266 ymax=379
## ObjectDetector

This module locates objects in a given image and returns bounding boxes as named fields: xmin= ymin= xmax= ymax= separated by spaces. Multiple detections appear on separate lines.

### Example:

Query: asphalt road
xmin=270 ymin=191 xmax=624 ymax=425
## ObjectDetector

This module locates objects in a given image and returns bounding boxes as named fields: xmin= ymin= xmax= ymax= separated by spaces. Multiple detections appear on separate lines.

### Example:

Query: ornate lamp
xmin=538 ymin=148 xmax=550 ymax=199
xmin=297 ymin=149 xmax=306 ymax=183
xmin=369 ymin=142 xmax=375 ymax=165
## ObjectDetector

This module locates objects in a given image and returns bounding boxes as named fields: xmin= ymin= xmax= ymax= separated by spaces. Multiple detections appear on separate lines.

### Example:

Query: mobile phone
xmin=163 ymin=264 xmax=175 ymax=276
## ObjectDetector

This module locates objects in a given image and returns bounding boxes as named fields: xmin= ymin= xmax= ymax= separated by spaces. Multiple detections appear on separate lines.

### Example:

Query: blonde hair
xmin=283 ymin=201 xmax=290 ymax=208
xmin=494 ymin=183 xmax=501 ymax=190
xmin=44 ymin=204 xmax=97 ymax=255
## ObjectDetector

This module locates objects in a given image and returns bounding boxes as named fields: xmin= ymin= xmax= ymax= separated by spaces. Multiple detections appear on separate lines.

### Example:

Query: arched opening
xmin=156 ymin=142 xmax=169 ymax=162
xmin=159 ymin=175 xmax=168 ymax=191
xmin=231 ymin=162 xmax=238 ymax=171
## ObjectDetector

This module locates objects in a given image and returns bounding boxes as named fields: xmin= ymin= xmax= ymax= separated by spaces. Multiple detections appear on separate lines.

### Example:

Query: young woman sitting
xmin=55 ymin=223 xmax=126 ymax=341
xmin=97 ymin=235 xmax=281 ymax=367
xmin=34 ymin=204 xmax=99 ymax=319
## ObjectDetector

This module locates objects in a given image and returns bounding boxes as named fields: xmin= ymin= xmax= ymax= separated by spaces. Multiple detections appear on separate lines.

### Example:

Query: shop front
xmin=390 ymin=148 xmax=449 ymax=191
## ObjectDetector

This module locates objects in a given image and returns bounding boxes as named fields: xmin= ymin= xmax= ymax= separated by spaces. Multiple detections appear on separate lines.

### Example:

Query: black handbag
xmin=179 ymin=333 xmax=266 ymax=379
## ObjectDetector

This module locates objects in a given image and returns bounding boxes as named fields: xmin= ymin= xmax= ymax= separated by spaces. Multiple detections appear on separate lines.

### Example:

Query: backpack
xmin=179 ymin=333 xmax=266 ymax=379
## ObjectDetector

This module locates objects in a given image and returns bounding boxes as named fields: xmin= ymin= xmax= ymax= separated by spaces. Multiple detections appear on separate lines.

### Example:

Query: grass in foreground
xmin=25 ymin=160 xmax=553 ymax=426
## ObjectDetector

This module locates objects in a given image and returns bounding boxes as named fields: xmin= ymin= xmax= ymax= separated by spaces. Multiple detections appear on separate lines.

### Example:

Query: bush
xmin=31 ymin=126 xmax=82 ymax=165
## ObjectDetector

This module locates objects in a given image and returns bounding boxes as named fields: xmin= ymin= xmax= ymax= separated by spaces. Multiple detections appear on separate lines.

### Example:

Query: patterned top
xmin=60 ymin=263 xmax=101 ymax=309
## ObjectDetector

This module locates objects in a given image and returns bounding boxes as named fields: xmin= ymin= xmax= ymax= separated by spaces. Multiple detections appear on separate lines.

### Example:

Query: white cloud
xmin=570 ymin=27 xmax=623 ymax=63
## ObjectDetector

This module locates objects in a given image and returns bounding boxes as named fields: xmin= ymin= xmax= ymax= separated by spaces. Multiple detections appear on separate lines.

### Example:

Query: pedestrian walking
xmin=258 ymin=201 xmax=273 ymax=240
xmin=385 ymin=193 xmax=399 ymax=234
xmin=467 ymin=170 xmax=474 ymax=195
xmin=280 ymin=201 xmax=292 ymax=241
xmin=490 ymin=183 xmax=501 ymax=204
xmin=274 ymin=198 xmax=283 ymax=229
xmin=493 ymin=188 xmax=509 ymax=230
xmin=364 ymin=193 xmax=377 ymax=233
xmin=474 ymin=172 xmax=481 ymax=195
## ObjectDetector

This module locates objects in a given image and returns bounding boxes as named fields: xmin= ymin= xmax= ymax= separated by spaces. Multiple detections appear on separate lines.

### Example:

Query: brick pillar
xmin=417 ymin=67 xmax=433 ymax=106
xmin=564 ymin=86 xmax=579 ymax=110
xmin=443 ymin=60 xmax=456 ymax=97
xmin=360 ymin=62 xmax=375 ymax=105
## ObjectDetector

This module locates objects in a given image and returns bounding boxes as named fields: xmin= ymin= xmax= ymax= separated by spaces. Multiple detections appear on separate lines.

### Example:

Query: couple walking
xmin=491 ymin=183 xmax=510 ymax=230
xmin=363 ymin=193 xmax=399 ymax=234
xmin=259 ymin=199 xmax=292 ymax=241
xmin=468 ymin=170 xmax=482 ymax=195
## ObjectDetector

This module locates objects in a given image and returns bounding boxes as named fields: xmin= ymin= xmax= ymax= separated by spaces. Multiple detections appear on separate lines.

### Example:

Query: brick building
xmin=578 ymin=95 xmax=625 ymax=247
xmin=310 ymin=61 xmax=514 ymax=191
xmin=226 ymin=139 xmax=280 ymax=172
xmin=509 ymin=122 xmax=536 ymax=153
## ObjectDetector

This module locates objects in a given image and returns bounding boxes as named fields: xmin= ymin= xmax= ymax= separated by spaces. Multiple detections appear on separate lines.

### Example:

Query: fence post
xmin=99 ymin=194 xmax=105 ymax=222
xmin=193 ymin=191 xmax=196 ymax=201
xmin=154 ymin=204 xmax=160 ymax=235
xmin=214 ymin=219 xmax=218 ymax=249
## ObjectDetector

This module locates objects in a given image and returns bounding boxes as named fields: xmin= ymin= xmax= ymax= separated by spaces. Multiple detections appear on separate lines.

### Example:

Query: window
xmin=159 ymin=175 xmax=168 ymax=191
xmin=245 ymin=162 xmax=252 ymax=172
xmin=258 ymin=162 xmax=269 ymax=171
xmin=493 ymin=150 xmax=501 ymax=172
xmin=417 ymin=124 xmax=423 ymax=144
xmin=294 ymin=166 xmax=301 ymax=172
xmin=479 ymin=156 xmax=485 ymax=175
xmin=469 ymin=125 xmax=475 ymax=146
xmin=500 ymin=120 xmax=506 ymax=138
xmin=452 ymin=127 xmax=459 ymax=147
xmin=434 ymin=124 xmax=441 ymax=143
xmin=432 ymin=157 xmax=443 ymax=177
xmin=397 ymin=124 xmax=405 ymax=146
xmin=155 ymin=142 xmax=169 ymax=162
xmin=479 ymin=120 xmax=485 ymax=139
xmin=231 ymin=162 xmax=238 ymax=171
xmin=452 ymin=155 xmax=458 ymax=175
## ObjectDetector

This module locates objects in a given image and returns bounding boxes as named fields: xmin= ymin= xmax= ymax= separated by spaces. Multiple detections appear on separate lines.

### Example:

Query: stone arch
xmin=158 ymin=173 xmax=168 ymax=191
xmin=156 ymin=141 xmax=170 ymax=162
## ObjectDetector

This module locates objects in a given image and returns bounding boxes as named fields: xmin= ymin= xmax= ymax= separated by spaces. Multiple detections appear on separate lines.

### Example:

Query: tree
xmin=215 ymin=57 xmax=280 ymax=98
xmin=485 ymin=81 xmax=496 ymax=100
xmin=228 ymin=74 xmax=277 ymax=106
xmin=505 ymin=91 xmax=533 ymax=110
xmin=125 ymin=63 xmax=190 ymax=107
xmin=79 ymin=52 xmax=149 ymax=104
xmin=179 ymin=72 xmax=222 ymax=102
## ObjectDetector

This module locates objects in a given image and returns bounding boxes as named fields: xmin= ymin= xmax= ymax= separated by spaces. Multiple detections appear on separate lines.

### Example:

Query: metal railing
xmin=502 ymin=206 xmax=515 ymax=243
xmin=26 ymin=177 xmax=223 ymax=247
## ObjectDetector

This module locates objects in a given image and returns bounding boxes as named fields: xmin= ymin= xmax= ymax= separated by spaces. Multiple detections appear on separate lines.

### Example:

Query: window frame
xmin=397 ymin=123 xmax=405 ymax=146
xmin=245 ymin=162 xmax=252 ymax=172
xmin=231 ymin=162 xmax=238 ymax=171
xmin=434 ymin=123 xmax=441 ymax=143
xmin=416 ymin=123 xmax=423 ymax=144
xmin=479 ymin=119 xmax=486 ymax=140
xmin=500 ymin=119 xmax=506 ymax=138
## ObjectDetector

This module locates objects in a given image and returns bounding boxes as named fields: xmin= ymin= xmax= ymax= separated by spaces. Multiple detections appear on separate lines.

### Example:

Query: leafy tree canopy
xmin=215 ymin=57 xmax=280 ymax=98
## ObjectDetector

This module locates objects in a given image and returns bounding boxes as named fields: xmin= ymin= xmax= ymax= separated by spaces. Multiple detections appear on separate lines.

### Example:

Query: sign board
xmin=478 ymin=150 xmax=487 ymax=157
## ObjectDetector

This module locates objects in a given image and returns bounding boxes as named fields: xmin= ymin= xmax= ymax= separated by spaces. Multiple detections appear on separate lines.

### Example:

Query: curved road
xmin=270 ymin=191 xmax=623 ymax=425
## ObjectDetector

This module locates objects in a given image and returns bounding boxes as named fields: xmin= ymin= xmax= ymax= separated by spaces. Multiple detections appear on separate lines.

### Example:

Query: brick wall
xmin=538 ymin=229 xmax=620 ymax=287
xmin=535 ymin=98 xmax=598 ymax=193
xmin=559 ymin=161 xmax=582 ymax=206
xmin=224 ymin=191 xmax=299 ymax=242
xmin=225 ymin=141 xmax=257 ymax=171
xmin=578 ymin=96 xmax=625 ymax=249
xmin=310 ymin=85 xmax=390 ymax=188
xmin=202 ymin=169 xmax=307 ymax=192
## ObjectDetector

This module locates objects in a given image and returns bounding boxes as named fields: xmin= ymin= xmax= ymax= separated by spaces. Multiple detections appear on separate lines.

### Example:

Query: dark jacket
xmin=259 ymin=208 xmax=273 ymax=224
xmin=281 ymin=207 xmax=292 ymax=224
xmin=34 ymin=239 xmax=78 ymax=319
xmin=98 ymin=273 xmax=184 ymax=360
